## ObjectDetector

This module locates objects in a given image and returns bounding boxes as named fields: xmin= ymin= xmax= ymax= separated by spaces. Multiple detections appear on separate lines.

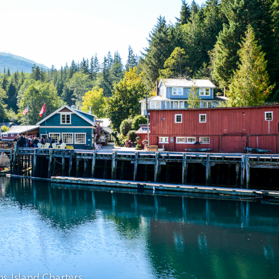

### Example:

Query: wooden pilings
xmin=11 ymin=148 xmax=279 ymax=188
xmin=182 ymin=153 xmax=188 ymax=184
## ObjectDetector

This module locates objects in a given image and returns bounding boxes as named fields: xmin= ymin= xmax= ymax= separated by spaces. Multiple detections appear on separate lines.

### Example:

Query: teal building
xmin=36 ymin=105 xmax=96 ymax=149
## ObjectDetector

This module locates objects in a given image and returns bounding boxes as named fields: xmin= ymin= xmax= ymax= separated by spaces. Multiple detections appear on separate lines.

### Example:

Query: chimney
xmin=89 ymin=106 xmax=92 ymax=114
xmin=156 ymin=80 xmax=159 ymax=96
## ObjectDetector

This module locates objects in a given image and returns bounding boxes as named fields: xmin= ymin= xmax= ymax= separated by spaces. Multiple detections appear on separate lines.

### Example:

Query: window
xmin=199 ymin=88 xmax=210 ymax=96
xmin=2 ymin=134 xmax=7 ymax=137
xmin=175 ymin=114 xmax=182 ymax=123
xmin=49 ymin=133 xmax=60 ymax=143
xmin=187 ymin=137 xmax=196 ymax=144
xmin=201 ymin=101 xmax=212 ymax=108
xmin=60 ymin=113 xmax=71 ymax=124
xmin=172 ymin=87 xmax=183 ymax=95
xmin=159 ymin=137 xmax=169 ymax=143
xmin=174 ymin=101 xmax=178 ymax=109
xmin=265 ymin=111 xmax=273 ymax=121
xmin=176 ymin=137 xmax=186 ymax=144
xmin=11 ymin=134 xmax=14 ymax=137
xmin=75 ymin=133 xmax=86 ymax=144
xmin=199 ymin=114 xmax=207 ymax=123
xmin=62 ymin=133 xmax=73 ymax=144
xmin=200 ymin=137 xmax=210 ymax=144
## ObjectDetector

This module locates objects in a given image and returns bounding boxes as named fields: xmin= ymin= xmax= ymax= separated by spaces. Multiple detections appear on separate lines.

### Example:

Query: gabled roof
xmin=159 ymin=78 xmax=216 ymax=88
xmin=74 ymin=108 xmax=97 ymax=118
xmin=36 ymin=105 xmax=96 ymax=126
xmin=1 ymin=125 xmax=39 ymax=135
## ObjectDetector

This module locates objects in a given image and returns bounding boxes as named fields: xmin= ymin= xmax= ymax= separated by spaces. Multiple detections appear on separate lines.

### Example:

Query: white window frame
xmin=75 ymin=133 xmax=86 ymax=144
xmin=49 ymin=133 xmax=60 ymax=143
xmin=175 ymin=114 xmax=182 ymax=123
xmin=201 ymin=101 xmax=212 ymax=108
xmin=176 ymin=137 xmax=186 ymax=144
xmin=265 ymin=111 xmax=273 ymax=121
xmin=200 ymin=137 xmax=210 ymax=144
xmin=199 ymin=114 xmax=207 ymax=123
xmin=187 ymin=137 xmax=196 ymax=144
xmin=172 ymin=87 xmax=183 ymax=96
xmin=159 ymin=137 xmax=169 ymax=144
xmin=199 ymin=88 xmax=210 ymax=96
xmin=60 ymin=113 xmax=72 ymax=124
xmin=62 ymin=133 xmax=73 ymax=144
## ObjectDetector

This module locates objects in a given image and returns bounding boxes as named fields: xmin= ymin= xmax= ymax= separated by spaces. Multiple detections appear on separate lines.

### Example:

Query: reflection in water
xmin=0 ymin=177 xmax=279 ymax=279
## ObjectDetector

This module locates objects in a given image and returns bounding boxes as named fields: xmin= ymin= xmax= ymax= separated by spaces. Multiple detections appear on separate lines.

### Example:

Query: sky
xmin=0 ymin=0 xmax=205 ymax=69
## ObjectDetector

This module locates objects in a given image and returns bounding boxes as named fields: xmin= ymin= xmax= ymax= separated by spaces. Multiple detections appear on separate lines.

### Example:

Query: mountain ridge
xmin=0 ymin=52 xmax=49 ymax=73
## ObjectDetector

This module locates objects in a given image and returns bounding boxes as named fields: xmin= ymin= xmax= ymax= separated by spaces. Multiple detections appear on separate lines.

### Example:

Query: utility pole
xmin=146 ymin=92 xmax=149 ymax=148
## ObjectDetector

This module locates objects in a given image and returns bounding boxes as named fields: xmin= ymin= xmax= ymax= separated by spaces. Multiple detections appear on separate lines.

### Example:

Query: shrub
xmin=132 ymin=115 xmax=147 ymax=130
xmin=127 ymin=130 xmax=137 ymax=142
xmin=118 ymin=134 xmax=128 ymax=146
xmin=1 ymin=125 xmax=9 ymax=132
xmin=136 ymin=136 xmax=141 ymax=142
xmin=142 ymin=140 xmax=148 ymax=145
xmin=136 ymin=144 xmax=142 ymax=150
xmin=120 ymin=118 xmax=133 ymax=136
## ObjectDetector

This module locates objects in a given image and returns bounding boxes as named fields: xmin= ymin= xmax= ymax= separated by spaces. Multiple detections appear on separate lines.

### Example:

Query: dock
xmin=4 ymin=144 xmax=279 ymax=194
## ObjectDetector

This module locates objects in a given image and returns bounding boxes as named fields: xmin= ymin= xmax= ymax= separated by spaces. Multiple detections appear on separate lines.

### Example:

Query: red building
xmin=143 ymin=105 xmax=279 ymax=153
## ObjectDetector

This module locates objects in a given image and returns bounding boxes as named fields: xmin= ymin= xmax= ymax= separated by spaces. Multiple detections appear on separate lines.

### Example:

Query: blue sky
xmin=0 ymin=0 xmax=205 ymax=69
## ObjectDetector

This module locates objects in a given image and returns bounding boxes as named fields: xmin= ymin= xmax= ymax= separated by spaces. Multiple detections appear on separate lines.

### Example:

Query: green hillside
xmin=0 ymin=52 xmax=49 ymax=73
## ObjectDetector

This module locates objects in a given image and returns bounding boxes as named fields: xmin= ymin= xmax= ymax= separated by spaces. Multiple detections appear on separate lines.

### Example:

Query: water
xmin=0 ymin=177 xmax=279 ymax=279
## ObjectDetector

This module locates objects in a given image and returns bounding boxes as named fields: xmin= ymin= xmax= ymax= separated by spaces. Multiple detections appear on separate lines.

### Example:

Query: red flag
xmin=39 ymin=104 xmax=45 ymax=117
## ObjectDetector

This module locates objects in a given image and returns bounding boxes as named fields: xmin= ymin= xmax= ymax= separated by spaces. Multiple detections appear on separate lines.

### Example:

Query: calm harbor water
xmin=0 ymin=177 xmax=279 ymax=279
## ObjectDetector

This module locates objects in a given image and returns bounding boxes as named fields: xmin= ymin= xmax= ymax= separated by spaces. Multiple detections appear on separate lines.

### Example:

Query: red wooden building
xmin=139 ymin=105 xmax=279 ymax=153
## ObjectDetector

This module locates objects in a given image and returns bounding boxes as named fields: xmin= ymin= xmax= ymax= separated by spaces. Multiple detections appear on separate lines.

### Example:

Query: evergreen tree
xmin=159 ymin=47 xmax=190 ymax=78
xmin=111 ymin=51 xmax=124 ymax=84
xmin=90 ymin=54 xmax=99 ymax=81
xmin=7 ymin=68 xmax=11 ymax=77
xmin=30 ymin=65 xmax=41 ymax=81
xmin=6 ymin=81 xmax=17 ymax=111
xmin=141 ymin=16 xmax=173 ymax=88
xmin=100 ymin=56 xmax=113 ymax=97
xmin=177 ymin=0 xmax=191 ymax=24
xmin=80 ymin=58 xmax=89 ymax=74
xmin=211 ymin=0 xmax=276 ymax=89
xmin=0 ymin=88 xmax=7 ymax=120
xmin=227 ymin=26 xmax=274 ymax=107
xmin=125 ymin=46 xmax=138 ymax=71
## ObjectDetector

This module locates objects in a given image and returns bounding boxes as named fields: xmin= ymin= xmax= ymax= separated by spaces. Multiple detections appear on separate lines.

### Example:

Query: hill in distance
xmin=0 ymin=52 xmax=49 ymax=73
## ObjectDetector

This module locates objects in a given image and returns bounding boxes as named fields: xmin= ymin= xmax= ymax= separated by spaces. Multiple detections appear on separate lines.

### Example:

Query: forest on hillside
xmin=0 ymin=0 xmax=279 ymax=133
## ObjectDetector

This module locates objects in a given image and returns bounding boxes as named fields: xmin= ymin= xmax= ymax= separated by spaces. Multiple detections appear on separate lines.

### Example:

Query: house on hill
xmin=140 ymin=78 xmax=227 ymax=115
xmin=36 ymin=105 xmax=96 ymax=149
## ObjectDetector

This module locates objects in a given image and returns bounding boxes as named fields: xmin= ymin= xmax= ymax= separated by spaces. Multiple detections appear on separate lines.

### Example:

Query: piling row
xmin=8 ymin=146 xmax=279 ymax=189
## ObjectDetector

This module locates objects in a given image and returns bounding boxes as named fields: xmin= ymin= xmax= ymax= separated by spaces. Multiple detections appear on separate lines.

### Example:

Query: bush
xmin=118 ymin=134 xmax=128 ymax=146
xmin=127 ymin=130 xmax=137 ymax=142
xmin=136 ymin=144 xmax=143 ymax=150
xmin=132 ymin=115 xmax=147 ymax=130
xmin=120 ymin=118 xmax=133 ymax=136
xmin=1 ymin=125 xmax=9 ymax=132
xmin=136 ymin=136 xmax=141 ymax=142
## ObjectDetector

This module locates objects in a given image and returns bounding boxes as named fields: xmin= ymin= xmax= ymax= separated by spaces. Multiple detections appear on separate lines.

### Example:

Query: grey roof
xmin=160 ymin=79 xmax=216 ymax=88
xmin=101 ymin=126 xmax=113 ymax=134
xmin=1 ymin=125 xmax=39 ymax=135
xmin=213 ymin=95 xmax=229 ymax=101
xmin=136 ymin=125 xmax=150 ymax=134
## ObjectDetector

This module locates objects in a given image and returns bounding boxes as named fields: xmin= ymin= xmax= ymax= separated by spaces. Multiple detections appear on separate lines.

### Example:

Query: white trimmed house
xmin=140 ymin=78 xmax=227 ymax=115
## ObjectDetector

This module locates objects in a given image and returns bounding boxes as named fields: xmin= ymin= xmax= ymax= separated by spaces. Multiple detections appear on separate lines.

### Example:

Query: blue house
xmin=36 ymin=105 xmax=96 ymax=149
xmin=140 ymin=78 xmax=227 ymax=114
